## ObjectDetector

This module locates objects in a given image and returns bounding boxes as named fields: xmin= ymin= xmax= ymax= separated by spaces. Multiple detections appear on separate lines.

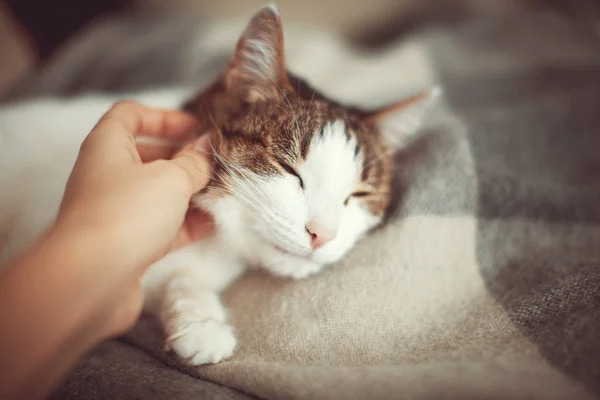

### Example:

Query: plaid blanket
xmin=10 ymin=5 xmax=600 ymax=400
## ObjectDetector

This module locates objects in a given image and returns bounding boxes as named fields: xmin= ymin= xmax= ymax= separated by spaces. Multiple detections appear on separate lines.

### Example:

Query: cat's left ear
xmin=225 ymin=4 xmax=293 ymax=102
xmin=367 ymin=87 xmax=442 ymax=148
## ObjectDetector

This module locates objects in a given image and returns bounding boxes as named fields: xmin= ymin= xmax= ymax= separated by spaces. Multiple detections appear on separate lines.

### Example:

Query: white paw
xmin=164 ymin=319 xmax=236 ymax=365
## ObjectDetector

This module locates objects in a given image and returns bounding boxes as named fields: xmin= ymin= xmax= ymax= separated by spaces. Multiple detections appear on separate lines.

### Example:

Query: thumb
xmin=169 ymin=135 xmax=213 ymax=194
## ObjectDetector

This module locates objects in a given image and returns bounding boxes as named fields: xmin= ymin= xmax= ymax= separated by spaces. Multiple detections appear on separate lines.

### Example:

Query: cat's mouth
xmin=271 ymin=243 xmax=312 ymax=260
xmin=255 ymin=229 xmax=313 ymax=259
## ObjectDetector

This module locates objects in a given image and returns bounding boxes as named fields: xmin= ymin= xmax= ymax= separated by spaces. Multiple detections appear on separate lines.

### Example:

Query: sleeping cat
xmin=0 ymin=5 xmax=439 ymax=366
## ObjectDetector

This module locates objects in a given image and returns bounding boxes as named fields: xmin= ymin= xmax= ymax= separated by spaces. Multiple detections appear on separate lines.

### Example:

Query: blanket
xmin=8 ymin=4 xmax=600 ymax=400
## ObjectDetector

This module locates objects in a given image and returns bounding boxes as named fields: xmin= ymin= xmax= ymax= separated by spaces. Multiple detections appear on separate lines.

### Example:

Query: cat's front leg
xmin=142 ymin=240 xmax=244 ymax=366
xmin=159 ymin=275 xmax=236 ymax=365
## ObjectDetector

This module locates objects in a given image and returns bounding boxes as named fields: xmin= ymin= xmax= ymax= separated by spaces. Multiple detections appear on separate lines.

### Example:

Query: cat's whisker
xmin=218 ymin=189 xmax=268 ymax=221
xmin=203 ymin=104 xmax=223 ymax=137
xmin=247 ymin=217 xmax=306 ymax=248
xmin=220 ymin=183 xmax=287 ymax=224
xmin=274 ymin=104 xmax=302 ymax=158
xmin=223 ymin=171 xmax=306 ymax=225
xmin=197 ymin=111 xmax=261 ymax=191
xmin=209 ymin=197 xmax=264 ymax=224
xmin=275 ymin=104 xmax=295 ymax=124
xmin=249 ymin=199 xmax=298 ymax=227
xmin=226 ymin=163 xmax=268 ymax=195
xmin=203 ymin=170 xmax=268 ymax=217
xmin=211 ymin=157 xmax=268 ymax=206
xmin=201 ymin=186 xmax=256 ymax=212
xmin=226 ymin=173 xmax=269 ymax=209
xmin=202 ymin=110 xmax=272 ymax=195
xmin=211 ymin=149 xmax=268 ymax=188
xmin=209 ymin=177 xmax=266 ymax=216
xmin=273 ymin=80 xmax=302 ymax=140
xmin=308 ymin=89 xmax=317 ymax=114
xmin=302 ymin=88 xmax=317 ymax=134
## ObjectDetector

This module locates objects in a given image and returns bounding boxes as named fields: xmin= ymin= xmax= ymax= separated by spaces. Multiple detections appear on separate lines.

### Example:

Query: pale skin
xmin=0 ymin=101 xmax=215 ymax=400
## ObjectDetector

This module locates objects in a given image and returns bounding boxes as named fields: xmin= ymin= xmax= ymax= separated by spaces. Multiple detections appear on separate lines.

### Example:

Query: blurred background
xmin=1 ymin=0 xmax=589 ymax=97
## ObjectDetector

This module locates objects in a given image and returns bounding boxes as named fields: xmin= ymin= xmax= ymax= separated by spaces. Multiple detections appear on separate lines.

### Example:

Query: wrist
xmin=35 ymin=224 xmax=141 ymax=340
xmin=0 ymin=226 xmax=125 ymax=400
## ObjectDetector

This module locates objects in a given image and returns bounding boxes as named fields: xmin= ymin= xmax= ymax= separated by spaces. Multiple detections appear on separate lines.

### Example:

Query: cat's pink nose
xmin=306 ymin=221 xmax=336 ymax=249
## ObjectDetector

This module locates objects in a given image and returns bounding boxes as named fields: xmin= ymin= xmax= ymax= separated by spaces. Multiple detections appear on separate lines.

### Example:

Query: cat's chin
xmin=263 ymin=236 xmax=349 ymax=271
xmin=261 ymin=256 xmax=325 ymax=280
xmin=271 ymin=243 xmax=312 ymax=260
xmin=257 ymin=245 xmax=325 ymax=280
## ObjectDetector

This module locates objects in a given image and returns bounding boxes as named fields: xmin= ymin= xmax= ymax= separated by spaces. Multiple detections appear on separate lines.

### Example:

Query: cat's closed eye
xmin=278 ymin=161 xmax=304 ymax=189
xmin=344 ymin=191 xmax=371 ymax=206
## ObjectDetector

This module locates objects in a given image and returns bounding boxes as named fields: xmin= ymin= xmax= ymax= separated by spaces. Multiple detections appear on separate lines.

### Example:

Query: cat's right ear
xmin=366 ymin=87 xmax=441 ymax=148
xmin=225 ymin=4 xmax=292 ymax=102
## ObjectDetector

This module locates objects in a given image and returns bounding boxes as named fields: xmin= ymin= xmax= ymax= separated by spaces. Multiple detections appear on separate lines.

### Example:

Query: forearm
xmin=0 ymin=227 xmax=123 ymax=399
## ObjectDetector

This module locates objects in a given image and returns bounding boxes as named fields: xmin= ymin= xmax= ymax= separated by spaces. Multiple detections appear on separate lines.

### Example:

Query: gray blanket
xmin=11 ymin=5 xmax=600 ymax=400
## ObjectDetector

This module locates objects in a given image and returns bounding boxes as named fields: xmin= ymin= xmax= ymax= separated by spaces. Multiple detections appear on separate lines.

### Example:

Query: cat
xmin=0 ymin=4 xmax=439 ymax=366
xmin=141 ymin=4 xmax=439 ymax=365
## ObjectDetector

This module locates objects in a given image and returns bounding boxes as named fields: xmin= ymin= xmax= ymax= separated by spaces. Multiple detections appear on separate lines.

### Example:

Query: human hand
xmin=0 ymin=101 xmax=218 ymax=400
xmin=53 ymin=101 xmax=215 ymax=334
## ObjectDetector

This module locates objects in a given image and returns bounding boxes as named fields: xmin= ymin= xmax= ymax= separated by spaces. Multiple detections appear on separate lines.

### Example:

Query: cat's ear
xmin=367 ymin=87 xmax=442 ymax=148
xmin=225 ymin=4 xmax=292 ymax=102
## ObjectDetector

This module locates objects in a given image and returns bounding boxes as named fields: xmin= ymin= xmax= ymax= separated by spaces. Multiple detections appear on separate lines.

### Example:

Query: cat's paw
xmin=164 ymin=319 xmax=236 ymax=366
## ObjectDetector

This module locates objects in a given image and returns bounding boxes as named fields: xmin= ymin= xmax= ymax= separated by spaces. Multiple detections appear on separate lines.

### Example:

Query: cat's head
xmin=185 ymin=5 xmax=438 ymax=275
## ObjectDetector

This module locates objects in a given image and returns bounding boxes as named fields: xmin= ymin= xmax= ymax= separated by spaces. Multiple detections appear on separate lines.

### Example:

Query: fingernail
xmin=193 ymin=135 xmax=211 ymax=153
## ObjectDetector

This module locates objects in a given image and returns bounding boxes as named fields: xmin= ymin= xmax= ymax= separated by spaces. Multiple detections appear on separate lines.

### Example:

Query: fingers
xmin=169 ymin=135 xmax=213 ymax=195
xmin=100 ymin=101 xmax=198 ymax=140
xmin=82 ymin=101 xmax=199 ymax=162
xmin=137 ymin=143 xmax=181 ymax=163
